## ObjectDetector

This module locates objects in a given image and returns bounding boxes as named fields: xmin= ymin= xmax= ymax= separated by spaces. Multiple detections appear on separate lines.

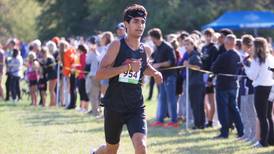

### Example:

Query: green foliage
xmin=1 ymin=86 xmax=274 ymax=153
xmin=1 ymin=0 xmax=274 ymax=41
xmin=37 ymin=0 xmax=274 ymax=40
xmin=37 ymin=0 xmax=91 ymax=40
xmin=0 ymin=0 xmax=41 ymax=42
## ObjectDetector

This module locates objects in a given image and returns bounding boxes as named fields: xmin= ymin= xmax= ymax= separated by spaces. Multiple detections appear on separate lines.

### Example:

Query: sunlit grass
xmin=0 ymin=85 xmax=273 ymax=154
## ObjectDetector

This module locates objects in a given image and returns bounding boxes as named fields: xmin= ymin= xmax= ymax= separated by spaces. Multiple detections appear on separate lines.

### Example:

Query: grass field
xmin=0 ymin=85 xmax=274 ymax=154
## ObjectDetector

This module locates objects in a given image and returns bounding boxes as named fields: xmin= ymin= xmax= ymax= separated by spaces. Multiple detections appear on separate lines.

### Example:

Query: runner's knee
xmin=132 ymin=133 xmax=146 ymax=154
xmin=106 ymin=143 xmax=119 ymax=154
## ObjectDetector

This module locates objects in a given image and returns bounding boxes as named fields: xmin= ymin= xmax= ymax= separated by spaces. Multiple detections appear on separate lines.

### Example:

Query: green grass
xmin=0 ymin=85 xmax=274 ymax=154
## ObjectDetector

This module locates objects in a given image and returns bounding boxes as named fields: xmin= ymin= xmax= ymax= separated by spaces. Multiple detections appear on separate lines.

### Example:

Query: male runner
xmin=91 ymin=4 xmax=163 ymax=154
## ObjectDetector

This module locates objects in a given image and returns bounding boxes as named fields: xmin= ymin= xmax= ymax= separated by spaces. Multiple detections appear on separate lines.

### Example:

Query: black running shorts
xmin=205 ymin=85 xmax=215 ymax=94
xmin=104 ymin=107 xmax=147 ymax=145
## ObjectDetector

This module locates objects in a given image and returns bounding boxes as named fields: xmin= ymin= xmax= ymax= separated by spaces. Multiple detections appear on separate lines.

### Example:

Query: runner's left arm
xmin=143 ymin=46 xmax=163 ymax=84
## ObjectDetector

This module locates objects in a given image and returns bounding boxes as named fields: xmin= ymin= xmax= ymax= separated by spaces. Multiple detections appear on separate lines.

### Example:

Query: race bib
xmin=118 ymin=70 xmax=141 ymax=84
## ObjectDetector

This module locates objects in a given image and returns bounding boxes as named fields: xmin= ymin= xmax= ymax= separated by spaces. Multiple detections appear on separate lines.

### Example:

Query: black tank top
xmin=102 ymin=38 xmax=148 ymax=112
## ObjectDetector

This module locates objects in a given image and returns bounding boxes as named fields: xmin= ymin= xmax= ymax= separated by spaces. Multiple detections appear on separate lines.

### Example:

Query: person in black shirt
xmin=41 ymin=47 xmax=57 ymax=107
xmin=217 ymin=28 xmax=234 ymax=130
xmin=211 ymin=34 xmax=244 ymax=139
xmin=91 ymin=4 xmax=163 ymax=154
xmin=217 ymin=28 xmax=233 ymax=57
xmin=201 ymin=28 xmax=218 ymax=127
xmin=148 ymin=28 xmax=179 ymax=128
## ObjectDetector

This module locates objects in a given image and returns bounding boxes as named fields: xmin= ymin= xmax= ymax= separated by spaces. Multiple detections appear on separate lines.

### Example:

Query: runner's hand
xmin=130 ymin=59 xmax=141 ymax=72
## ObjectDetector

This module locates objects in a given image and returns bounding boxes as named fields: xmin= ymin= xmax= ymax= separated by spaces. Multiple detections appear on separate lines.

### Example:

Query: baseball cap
xmin=88 ymin=35 xmax=98 ymax=45
xmin=115 ymin=22 xmax=125 ymax=30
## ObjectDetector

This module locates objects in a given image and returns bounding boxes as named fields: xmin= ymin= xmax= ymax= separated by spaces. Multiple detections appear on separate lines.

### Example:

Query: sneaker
xmin=87 ymin=110 xmax=93 ymax=115
xmin=65 ymin=105 xmax=76 ymax=110
xmin=205 ymin=122 xmax=213 ymax=128
xmin=177 ymin=116 xmax=186 ymax=123
xmin=236 ymin=133 xmax=245 ymax=140
xmin=12 ymin=99 xmax=18 ymax=104
xmin=149 ymin=121 xmax=164 ymax=127
xmin=237 ymin=136 xmax=246 ymax=141
xmin=247 ymin=138 xmax=257 ymax=145
xmin=90 ymin=147 xmax=96 ymax=154
xmin=252 ymin=141 xmax=263 ymax=148
xmin=76 ymin=108 xmax=82 ymax=112
xmin=229 ymin=124 xmax=235 ymax=132
xmin=213 ymin=134 xmax=228 ymax=139
xmin=164 ymin=122 xmax=179 ymax=128
xmin=81 ymin=109 xmax=88 ymax=113
xmin=95 ymin=114 xmax=104 ymax=120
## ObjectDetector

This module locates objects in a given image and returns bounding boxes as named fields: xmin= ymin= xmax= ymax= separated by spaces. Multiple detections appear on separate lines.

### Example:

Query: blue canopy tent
xmin=202 ymin=11 xmax=274 ymax=35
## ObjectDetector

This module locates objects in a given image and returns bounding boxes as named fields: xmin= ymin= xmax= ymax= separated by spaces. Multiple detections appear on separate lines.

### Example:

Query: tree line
xmin=1 ymin=0 xmax=273 ymax=42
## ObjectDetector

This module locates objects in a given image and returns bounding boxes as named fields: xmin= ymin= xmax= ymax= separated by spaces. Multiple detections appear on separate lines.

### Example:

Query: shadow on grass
xmin=0 ymin=102 xmax=17 ymax=107
xmin=149 ymin=133 xmax=249 ymax=154
xmin=0 ymin=102 xmax=99 ymax=127
xmin=145 ymin=122 xmax=258 ymax=154
xmin=22 ymin=114 xmax=96 ymax=126
xmin=62 ymin=127 xmax=103 ymax=134
xmin=172 ymin=142 xmax=245 ymax=154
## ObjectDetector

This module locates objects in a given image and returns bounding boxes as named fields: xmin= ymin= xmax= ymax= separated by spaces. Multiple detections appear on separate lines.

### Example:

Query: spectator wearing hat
xmin=217 ymin=29 xmax=233 ymax=57
xmin=86 ymin=36 xmax=102 ymax=116
xmin=217 ymin=28 xmax=234 ymax=129
xmin=115 ymin=22 xmax=127 ymax=39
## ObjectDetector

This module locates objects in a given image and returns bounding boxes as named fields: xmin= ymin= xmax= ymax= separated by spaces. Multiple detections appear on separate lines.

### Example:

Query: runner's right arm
xmin=95 ymin=40 xmax=129 ymax=80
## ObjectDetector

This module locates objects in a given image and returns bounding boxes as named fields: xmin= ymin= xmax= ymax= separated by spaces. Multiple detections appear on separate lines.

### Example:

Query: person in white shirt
xmin=244 ymin=37 xmax=274 ymax=147
xmin=239 ymin=34 xmax=258 ymax=143
xmin=98 ymin=32 xmax=114 ymax=97
xmin=8 ymin=48 xmax=23 ymax=102
xmin=86 ymin=37 xmax=102 ymax=116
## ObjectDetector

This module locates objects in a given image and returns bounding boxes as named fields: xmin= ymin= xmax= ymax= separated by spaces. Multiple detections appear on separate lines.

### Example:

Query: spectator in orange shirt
xmin=60 ymin=40 xmax=73 ymax=108
xmin=64 ymin=46 xmax=77 ymax=109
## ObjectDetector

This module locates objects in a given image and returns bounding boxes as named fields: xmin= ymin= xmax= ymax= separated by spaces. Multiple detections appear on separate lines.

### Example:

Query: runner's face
xmin=126 ymin=17 xmax=146 ymax=38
